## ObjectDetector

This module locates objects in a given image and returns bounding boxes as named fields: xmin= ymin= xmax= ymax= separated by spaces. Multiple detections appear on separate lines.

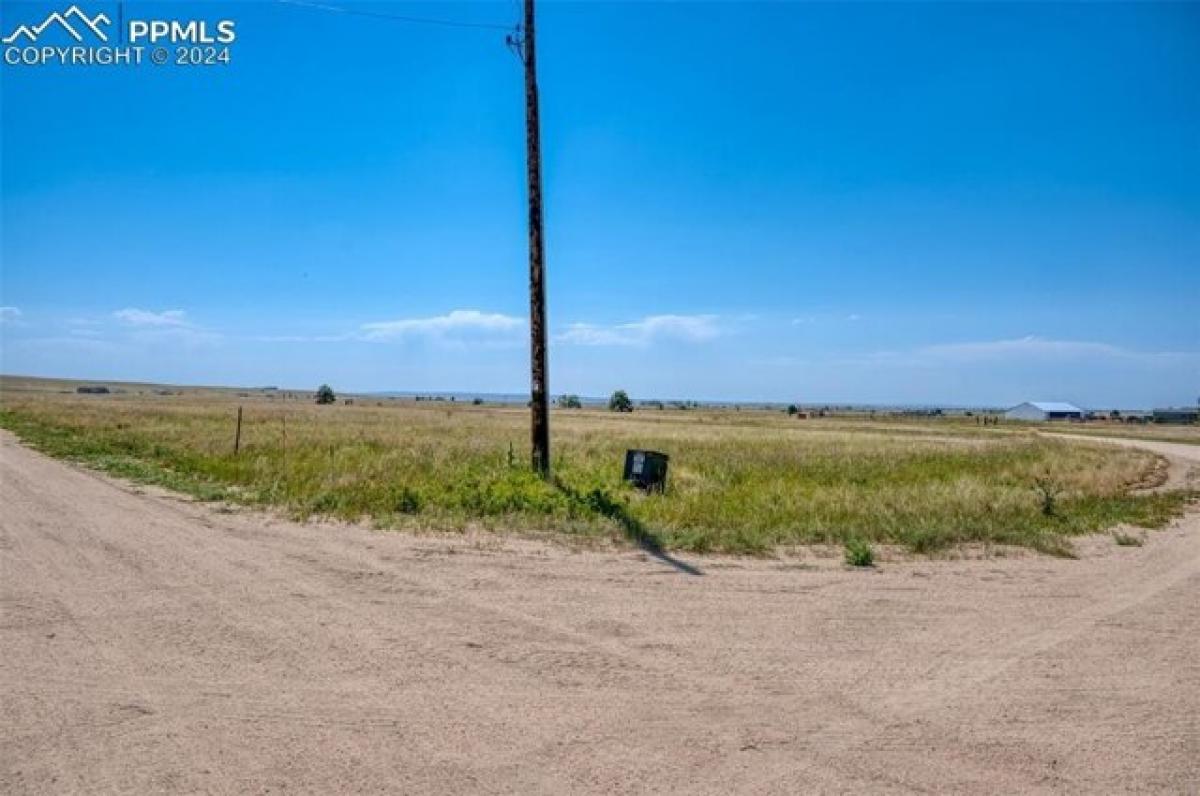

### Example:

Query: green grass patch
xmin=844 ymin=538 xmax=875 ymax=567
xmin=1 ymin=398 xmax=1193 ymax=557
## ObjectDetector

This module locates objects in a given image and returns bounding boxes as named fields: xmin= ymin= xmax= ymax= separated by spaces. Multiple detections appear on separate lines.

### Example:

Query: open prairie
xmin=0 ymin=376 xmax=1192 ymax=557
xmin=1037 ymin=422 xmax=1200 ymax=446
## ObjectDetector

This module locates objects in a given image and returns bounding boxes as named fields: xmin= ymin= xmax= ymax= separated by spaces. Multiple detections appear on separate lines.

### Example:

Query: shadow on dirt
xmin=553 ymin=479 xmax=703 ymax=577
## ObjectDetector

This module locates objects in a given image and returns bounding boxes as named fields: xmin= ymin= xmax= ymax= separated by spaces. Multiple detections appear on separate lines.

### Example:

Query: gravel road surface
xmin=2 ymin=432 xmax=1198 ymax=793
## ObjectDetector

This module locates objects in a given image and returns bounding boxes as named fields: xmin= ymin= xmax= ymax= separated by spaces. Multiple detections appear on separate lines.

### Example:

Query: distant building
xmin=1119 ymin=410 xmax=1153 ymax=424
xmin=1004 ymin=401 xmax=1084 ymax=422
xmin=1152 ymin=407 xmax=1199 ymax=425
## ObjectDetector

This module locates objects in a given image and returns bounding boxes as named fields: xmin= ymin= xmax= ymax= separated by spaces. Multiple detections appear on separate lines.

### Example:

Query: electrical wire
xmin=277 ymin=0 xmax=515 ymax=32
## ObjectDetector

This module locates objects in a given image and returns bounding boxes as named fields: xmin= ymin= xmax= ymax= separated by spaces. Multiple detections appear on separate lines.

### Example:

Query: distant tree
xmin=557 ymin=394 xmax=583 ymax=409
xmin=472 ymin=397 xmax=484 ymax=406
xmin=608 ymin=390 xmax=633 ymax=413
xmin=315 ymin=384 xmax=336 ymax=405
xmin=786 ymin=404 xmax=799 ymax=416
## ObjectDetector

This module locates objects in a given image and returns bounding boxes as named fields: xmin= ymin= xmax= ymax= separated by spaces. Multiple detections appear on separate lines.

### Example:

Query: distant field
xmin=1031 ymin=422 xmax=1200 ymax=446
xmin=0 ymin=376 xmax=1191 ymax=556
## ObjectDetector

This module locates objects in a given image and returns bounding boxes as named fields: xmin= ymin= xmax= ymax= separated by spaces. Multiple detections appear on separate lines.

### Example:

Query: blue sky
xmin=1 ymin=1 xmax=1197 ymax=407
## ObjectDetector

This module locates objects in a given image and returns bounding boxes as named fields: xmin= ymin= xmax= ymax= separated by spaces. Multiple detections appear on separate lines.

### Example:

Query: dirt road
xmin=2 ymin=432 xmax=1197 ymax=793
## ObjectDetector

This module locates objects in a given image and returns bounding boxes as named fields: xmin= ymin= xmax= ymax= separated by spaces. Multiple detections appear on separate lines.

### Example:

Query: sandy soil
xmin=1 ymin=432 xmax=1198 ymax=794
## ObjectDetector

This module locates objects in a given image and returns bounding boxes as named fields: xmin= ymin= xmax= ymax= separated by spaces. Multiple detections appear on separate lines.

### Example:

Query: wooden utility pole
xmin=522 ymin=0 xmax=550 ymax=478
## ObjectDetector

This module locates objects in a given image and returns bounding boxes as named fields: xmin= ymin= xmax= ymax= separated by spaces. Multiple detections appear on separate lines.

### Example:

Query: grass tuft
xmin=844 ymin=538 xmax=875 ymax=567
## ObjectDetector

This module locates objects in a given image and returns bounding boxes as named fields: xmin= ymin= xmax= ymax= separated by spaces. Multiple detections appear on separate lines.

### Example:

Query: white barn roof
xmin=1026 ymin=402 xmax=1083 ymax=413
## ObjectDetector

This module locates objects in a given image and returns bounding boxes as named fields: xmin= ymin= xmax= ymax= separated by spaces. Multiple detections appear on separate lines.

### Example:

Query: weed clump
xmin=844 ymin=538 xmax=875 ymax=567
xmin=394 ymin=487 xmax=422 ymax=514
xmin=1033 ymin=475 xmax=1063 ymax=517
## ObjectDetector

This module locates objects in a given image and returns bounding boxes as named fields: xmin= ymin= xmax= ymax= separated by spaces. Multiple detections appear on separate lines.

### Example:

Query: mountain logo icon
xmin=3 ymin=5 xmax=111 ymax=45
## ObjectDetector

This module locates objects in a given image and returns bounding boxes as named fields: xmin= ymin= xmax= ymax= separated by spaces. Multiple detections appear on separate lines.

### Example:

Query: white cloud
xmin=114 ymin=308 xmax=189 ymax=327
xmin=6 ymin=335 xmax=127 ymax=356
xmin=557 ymin=314 xmax=722 ymax=347
xmin=360 ymin=309 xmax=524 ymax=342
xmin=919 ymin=336 xmax=1134 ymax=362
xmin=756 ymin=336 xmax=1199 ymax=372
xmin=824 ymin=336 xmax=1199 ymax=372
xmin=790 ymin=312 xmax=861 ymax=325
xmin=108 ymin=308 xmax=223 ymax=346
xmin=751 ymin=355 xmax=810 ymax=367
xmin=0 ymin=306 xmax=22 ymax=325
xmin=252 ymin=334 xmax=351 ymax=344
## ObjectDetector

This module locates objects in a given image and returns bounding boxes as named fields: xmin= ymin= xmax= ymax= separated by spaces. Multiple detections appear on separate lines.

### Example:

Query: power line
xmin=276 ymin=0 xmax=515 ymax=32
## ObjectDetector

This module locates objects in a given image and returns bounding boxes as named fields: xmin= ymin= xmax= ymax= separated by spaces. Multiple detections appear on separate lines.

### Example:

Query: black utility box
xmin=623 ymin=449 xmax=669 ymax=492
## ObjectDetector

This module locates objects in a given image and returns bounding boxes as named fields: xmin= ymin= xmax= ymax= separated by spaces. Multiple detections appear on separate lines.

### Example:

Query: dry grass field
xmin=1034 ymin=421 xmax=1200 ymax=446
xmin=0 ymin=375 xmax=1192 ymax=556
